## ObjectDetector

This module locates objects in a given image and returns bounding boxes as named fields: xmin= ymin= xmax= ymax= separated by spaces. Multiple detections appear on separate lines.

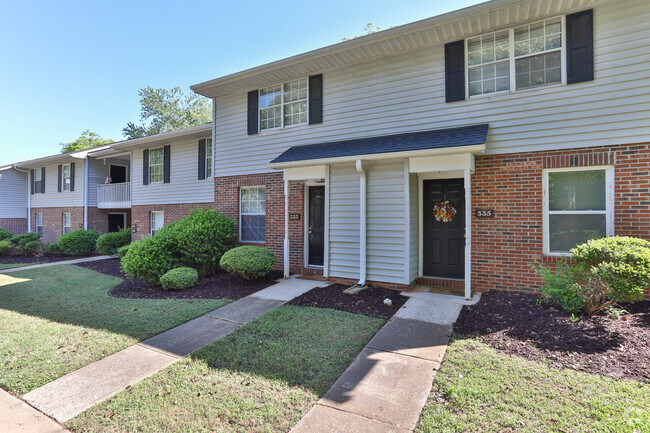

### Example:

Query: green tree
xmin=342 ymin=23 xmax=387 ymax=41
xmin=123 ymin=86 xmax=212 ymax=140
xmin=60 ymin=130 xmax=112 ymax=153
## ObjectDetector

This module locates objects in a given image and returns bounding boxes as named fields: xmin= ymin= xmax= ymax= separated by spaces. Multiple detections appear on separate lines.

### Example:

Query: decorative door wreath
xmin=433 ymin=200 xmax=457 ymax=223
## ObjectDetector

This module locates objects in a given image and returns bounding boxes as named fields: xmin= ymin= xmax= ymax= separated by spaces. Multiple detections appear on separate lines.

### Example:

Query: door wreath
xmin=433 ymin=200 xmax=457 ymax=223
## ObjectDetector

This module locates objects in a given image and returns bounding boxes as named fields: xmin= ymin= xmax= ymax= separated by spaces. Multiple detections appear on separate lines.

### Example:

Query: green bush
xmin=23 ymin=240 xmax=44 ymax=255
xmin=0 ymin=240 xmax=12 ymax=255
xmin=533 ymin=236 xmax=650 ymax=315
xmin=117 ymin=244 xmax=131 ymax=259
xmin=96 ymin=229 xmax=131 ymax=256
xmin=160 ymin=267 xmax=198 ymax=291
xmin=121 ymin=208 xmax=237 ymax=283
xmin=11 ymin=232 xmax=40 ymax=247
xmin=57 ymin=229 xmax=99 ymax=255
xmin=0 ymin=228 xmax=12 ymax=242
xmin=220 ymin=246 xmax=277 ymax=280
xmin=46 ymin=243 xmax=60 ymax=254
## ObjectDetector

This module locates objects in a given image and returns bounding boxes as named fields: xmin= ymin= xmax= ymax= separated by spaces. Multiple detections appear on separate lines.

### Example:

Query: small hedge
xmin=96 ymin=229 xmax=131 ymax=256
xmin=160 ymin=267 xmax=198 ymax=291
xmin=46 ymin=243 xmax=60 ymax=254
xmin=24 ymin=240 xmax=44 ymax=255
xmin=57 ymin=229 xmax=99 ymax=255
xmin=0 ymin=228 xmax=12 ymax=242
xmin=0 ymin=240 xmax=11 ymax=255
xmin=11 ymin=232 xmax=40 ymax=247
xmin=117 ymin=244 xmax=131 ymax=259
xmin=220 ymin=246 xmax=277 ymax=280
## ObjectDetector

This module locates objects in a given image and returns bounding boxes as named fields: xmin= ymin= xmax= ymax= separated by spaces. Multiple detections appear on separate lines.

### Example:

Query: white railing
xmin=97 ymin=182 xmax=131 ymax=208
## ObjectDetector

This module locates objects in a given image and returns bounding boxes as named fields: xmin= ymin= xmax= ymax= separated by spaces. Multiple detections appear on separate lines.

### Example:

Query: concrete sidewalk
xmin=22 ymin=276 xmax=327 ymax=423
xmin=0 ymin=255 xmax=113 ymax=274
xmin=291 ymin=291 xmax=480 ymax=433
xmin=0 ymin=389 xmax=69 ymax=433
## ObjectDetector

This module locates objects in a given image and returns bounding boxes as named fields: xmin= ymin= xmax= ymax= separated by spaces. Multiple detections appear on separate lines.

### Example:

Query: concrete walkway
xmin=0 ymin=389 xmax=70 ymax=433
xmin=22 ymin=276 xmax=327 ymax=423
xmin=291 ymin=291 xmax=480 ymax=433
xmin=0 ymin=255 xmax=113 ymax=274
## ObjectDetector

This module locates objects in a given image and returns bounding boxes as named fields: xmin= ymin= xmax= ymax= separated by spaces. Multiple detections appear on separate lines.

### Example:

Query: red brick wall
xmin=471 ymin=143 xmax=650 ymax=296
xmin=32 ymin=207 xmax=84 ymax=244
xmin=87 ymin=207 xmax=132 ymax=235
xmin=0 ymin=218 xmax=27 ymax=236
xmin=131 ymin=203 xmax=214 ymax=240
xmin=214 ymin=172 xmax=305 ymax=273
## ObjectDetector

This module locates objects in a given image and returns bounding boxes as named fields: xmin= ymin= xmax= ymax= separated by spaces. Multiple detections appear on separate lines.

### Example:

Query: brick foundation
xmin=32 ymin=207 xmax=84 ymax=244
xmin=131 ymin=203 xmax=214 ymax=240
xmin=0 ymin=218 xmax=27 ymax=236
xmin=87 ymin=207 xmax=132 ymax=235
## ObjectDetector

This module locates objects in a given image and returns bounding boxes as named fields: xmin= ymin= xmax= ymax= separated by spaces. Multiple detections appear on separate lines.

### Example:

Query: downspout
xmin=83 ymin=156 xmax=89 ymax=230
xmin=284 ymin=178 xmax=290 ymax=279
xmin=355 ymin=160 xmax=367 ymax=286
xmin=12 ymin=166 xmax=31 ymax=233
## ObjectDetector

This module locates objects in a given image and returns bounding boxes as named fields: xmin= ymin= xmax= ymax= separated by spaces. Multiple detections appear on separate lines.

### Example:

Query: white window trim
xmin=205 ymin=139 xmax=213 ymax=179
xmin=149 ymin=147 xmax=164 ymax=184
xmin=36 ymin=213 xmax=43 ymax=236
xmin=150 ymin=211 xmax=164 ymax=236
xmin=62 ymin=163 xmax=71 ymax=192
xmin=34 ymin=168 xmax=43 ymax=193
xmin=542 ymin=165 xmax=615 ymax=256
xmin=258 ymin=78 xmax=309 ymax=132
xmin=239 ymin=186 xmax=266 ymax=243
xmin=465 ymin=15 xmax=567 ymax=100
xmin=63 ymin=213 xmax=71 ymax=234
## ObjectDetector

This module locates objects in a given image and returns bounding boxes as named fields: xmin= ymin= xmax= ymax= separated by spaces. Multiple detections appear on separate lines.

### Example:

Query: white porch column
xmin=284 ymin=179 xmax=290 ymax=279
xmin=355 ymin=160 xmax=367 ymax=286
xmin=464 ymin=168 xmax=472 ymax=299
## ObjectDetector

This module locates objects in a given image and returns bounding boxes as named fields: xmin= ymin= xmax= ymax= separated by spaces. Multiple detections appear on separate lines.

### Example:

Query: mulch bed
xmin=0 ymin=253 xmax=98 ymax=265
xmin=77 ymin=258 xmax=283 ymax=300
xmin=289 ymin=283 xmax=407 ymax=318
xmin=454 ymin=290 xmax=650 ymax=383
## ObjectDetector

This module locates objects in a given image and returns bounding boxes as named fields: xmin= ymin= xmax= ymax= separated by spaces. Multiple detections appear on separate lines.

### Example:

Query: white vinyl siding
xmin=212 ymin=0 xmax=650 ymax=176
xmin=409 ymin=173 xmax=419 ymax=283
xmin=131 ymin=138 xmax=214 ymax=205
xmin=62 ymin=213 xmax=71 ymax=234
xmin=150 ymin=211 xmax=164 ymax=236
xmin=30 ymin=161 xmax=84 ymax=208
xmin=328 ymin=164 xmax=361 ymax=280
xmin=87 ymin=157 xmax=130 ymax=207
xmin=0 ymin=168 xmax=28 ymax=218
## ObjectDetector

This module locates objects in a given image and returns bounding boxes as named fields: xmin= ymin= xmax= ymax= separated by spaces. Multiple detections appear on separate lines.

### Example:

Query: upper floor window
xmin=205 ymin=139 xmax=213 ymax=178
xmin=467 ymin=17 xmax=564 ymax=97
xmin=149 ymin=147 xmax=164 ymax=183
xmin=259 ymin=78 xmax=308 ymax=131
xmin=34 ymin=168 xmax=43 ymax=193
xmin=62 ymin=163 xmax=71 ymax=191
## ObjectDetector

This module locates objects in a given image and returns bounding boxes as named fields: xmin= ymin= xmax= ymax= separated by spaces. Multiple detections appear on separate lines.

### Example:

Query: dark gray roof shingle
xmin=270 ymin=124 xmax=488 ymax=165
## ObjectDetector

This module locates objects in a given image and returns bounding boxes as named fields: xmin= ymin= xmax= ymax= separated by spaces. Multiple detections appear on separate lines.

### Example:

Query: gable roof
xmin=269 ymin=124 xmax=488 ymax=168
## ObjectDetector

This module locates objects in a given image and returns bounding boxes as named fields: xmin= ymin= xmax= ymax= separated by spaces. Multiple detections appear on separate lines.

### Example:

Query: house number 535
xmin=475 ymin=209 xmax=494 ymax=218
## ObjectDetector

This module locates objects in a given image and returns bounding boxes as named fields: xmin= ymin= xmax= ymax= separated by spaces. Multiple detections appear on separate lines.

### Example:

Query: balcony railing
xmin=97 ymin=182 xmax=131 ymax=208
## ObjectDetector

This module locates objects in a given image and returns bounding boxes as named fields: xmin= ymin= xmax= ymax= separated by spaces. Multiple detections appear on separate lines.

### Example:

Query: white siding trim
xmin=324 ymin=165 xmax=330 ymax=277
xmin=403 ymin=159 xmax=411 ymax=284
xmin=464 ymin=168 xmax=472 ymax=299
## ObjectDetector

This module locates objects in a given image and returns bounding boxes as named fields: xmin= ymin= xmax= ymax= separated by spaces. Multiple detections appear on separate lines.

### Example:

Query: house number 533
xmin=475 ymin=209 xmax=494 ymax=218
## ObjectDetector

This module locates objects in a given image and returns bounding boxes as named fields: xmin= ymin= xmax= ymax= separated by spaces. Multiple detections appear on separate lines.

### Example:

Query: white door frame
xmin=303 ymin=182 xmax=326 ymax=269
xmin=108 ymin=212 xmax=127 ymax=231
xmin=109 ymin=163 xmax=129 ymax=183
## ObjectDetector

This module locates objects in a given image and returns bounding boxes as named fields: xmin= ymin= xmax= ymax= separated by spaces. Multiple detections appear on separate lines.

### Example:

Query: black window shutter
xmin=30 ymin=169 xmax=35 ymax=195
xmin=308 ymin=74 xmax=323 ymax=125
xmin=163 ymin=145 xmax=171 ymax=183
xmin=445 ymin=40 xmax=465 ymax=102
xmin=70 ymin=162 xmax=75 ymax=191
xmin=247 ymin=90 xmax=259 ymax=135
xmin=567 ymin=9 xmax=594 ymax=84
xmin=198 ymin=139 xmax=206 ymax=180
xmin=143 ymin=149 xmax=149 ymax=185
xmin=41 ymin=167 xmax=45 ymax=193
xmin=57 ymin=164 xmax=62 ymax=192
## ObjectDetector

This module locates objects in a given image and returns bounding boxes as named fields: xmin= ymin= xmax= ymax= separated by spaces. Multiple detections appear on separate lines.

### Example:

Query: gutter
xmin=12 ymin=166 xmax=31 ymax=233
xmin=355 ymin=160 xmax=367 ymax=287
xmin=82 ymin=156 xmax=89 ymax=230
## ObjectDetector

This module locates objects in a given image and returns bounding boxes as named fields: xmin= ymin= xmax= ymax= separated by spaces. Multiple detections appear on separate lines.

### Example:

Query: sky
xmin=0 ymin=0 xmax=484 ymax=166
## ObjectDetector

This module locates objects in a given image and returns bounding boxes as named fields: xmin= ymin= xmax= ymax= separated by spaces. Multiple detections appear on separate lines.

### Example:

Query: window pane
xmin=549 ymin=170 xmax=606 ymax=211
xmin=260 ymin=85 xmax=281 ymax=108
xmin=549 ymin=214 xmax=606 ymax=252
xmin=241 ymin=215 xmax=265 ymax=242
xmin=260 ymin=106 xmax=281 ymax=130
xmin=284 ymin=101 xmax=308 ymax=126
xmin=515 ymin=52 xmax=561 ymax=90
xmin=468 ymin=61 xmax=509 ymax=96
xmin=283 ymin=78 xmax=307 ymax=103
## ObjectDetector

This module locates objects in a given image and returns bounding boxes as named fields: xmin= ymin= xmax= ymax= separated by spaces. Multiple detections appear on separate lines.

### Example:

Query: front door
xmin=423 ymin=179 xmax=465 ymax=278
xmin=308 ymin=185 xmax=325 ymax=266
xmin=110 ymin=165 xmax=127 ymax=183
xmin=108 ymin=213 xmax=125 ymax=233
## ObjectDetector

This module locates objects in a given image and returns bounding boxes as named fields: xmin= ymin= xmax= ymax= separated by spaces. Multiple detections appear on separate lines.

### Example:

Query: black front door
xmin=108 ymin=214 xmax=125 ymax=233
xmin=308 ymin=186 xmax=325 ymax=266
xmin=110 ymin=165 xmax=127 ymax=183
xmin=423 ymin=179 xmax=465 ymax=278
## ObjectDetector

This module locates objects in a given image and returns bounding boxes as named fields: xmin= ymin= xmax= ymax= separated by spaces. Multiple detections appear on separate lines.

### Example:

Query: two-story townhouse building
xmin=191 ymin=0 xmax=650 ymax=298
xmin=0 ymin=165 xmax=29 ymax=235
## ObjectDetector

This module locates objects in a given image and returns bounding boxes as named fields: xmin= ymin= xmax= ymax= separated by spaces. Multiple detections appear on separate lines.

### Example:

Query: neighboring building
xmin=0 ymin=166 xmax=28 ymax=235
xmin=189 ymin=0 xmax=650 ymax=296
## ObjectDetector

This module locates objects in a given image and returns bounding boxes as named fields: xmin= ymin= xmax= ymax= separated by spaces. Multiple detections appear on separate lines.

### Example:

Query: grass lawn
xmin=68 ymin=305 xmax=385 ymax=433
xmin=416 ymin=337 xmax=650 ymax=433
xmin=0 ymin=265 xmax=229 ymax=395
xmin=0 ymin=263 xmax=37 ymax=270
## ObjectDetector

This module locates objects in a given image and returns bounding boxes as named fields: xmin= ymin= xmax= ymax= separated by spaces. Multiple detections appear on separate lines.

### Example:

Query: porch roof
xmin=268 ymin=124 xmax=488 ymax=168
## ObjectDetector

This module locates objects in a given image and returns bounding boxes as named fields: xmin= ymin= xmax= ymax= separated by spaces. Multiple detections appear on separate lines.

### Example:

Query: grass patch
xmin=416 ymin=337 xmax=650 ymax=433
xmin=0 ymin=265 xmax=229 ymax=394
xmin=0 ymin=263 xmax=38 ymax=270
xmin=68 ymin=305 xmax=384 ymax=433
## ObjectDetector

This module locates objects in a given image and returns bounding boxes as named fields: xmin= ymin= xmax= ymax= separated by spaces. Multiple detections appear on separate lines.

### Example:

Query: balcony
xmin=97 ymin=182 xmax=131 ymax=209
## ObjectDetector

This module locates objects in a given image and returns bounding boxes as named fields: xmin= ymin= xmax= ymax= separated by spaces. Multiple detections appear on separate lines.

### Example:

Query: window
xmin=467 ymin=17 xmax=564 ymax=97
xmin=36 ymin=213 xmax=42 ymax=236
xmin=149 ymin=148 xmax=164 ymax=183
xmin=240 ymin=186 xmax=266 ymax=242
xmin=259 ymin=78 xmax=308 ymax=131
xmin=543 ymin=167 xmax=613 ymax=254
xmin=34 ymin=168 xmax=43 ymax=193
xmin=63 ymin=213 xmax=71 ymax=234
xmin=205 ymin=139 xmax=213 ymax=178
xmin=150 ymin=211 xmax=164 ymax=236
xmin=62 ymin=163 xmax=71 ymax=191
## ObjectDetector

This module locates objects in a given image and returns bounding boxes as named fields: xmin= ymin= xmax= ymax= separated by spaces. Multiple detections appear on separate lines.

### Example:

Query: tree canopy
xmin=341 ymin=23 xmax=386 ymax=41
xmin=122 ymin=86 xmax=212 ymax=140
xmin=60 ymin=130 xmax=112 ymax=153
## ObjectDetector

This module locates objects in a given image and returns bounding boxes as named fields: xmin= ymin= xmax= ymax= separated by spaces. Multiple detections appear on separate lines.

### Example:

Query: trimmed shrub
xmin=96 ymin=229 xmax=131 ymax=256
xmin=160 ymin=267 xmax=198 ymax=291
xmin=0 ymin=240 xmax=12 ymax=256
xmin=11 ymin=232 xmax=40 ymax=247
xmin=24 ymin=240 xmax=44 ymax=255
xmin=0 ymin=228 xmax=12 ymax=242
xmin=220 ymin=246 xmax=277 ymax=280
xmin=46 ymin=243 xmax=61 ymax=254
xmin=57 ymin=229 xmax=99 ymax=255
xmin=117 ymin=244 xmax=131 ymax=259
xmin=120 ymin=232 xmax=179 ymax=283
